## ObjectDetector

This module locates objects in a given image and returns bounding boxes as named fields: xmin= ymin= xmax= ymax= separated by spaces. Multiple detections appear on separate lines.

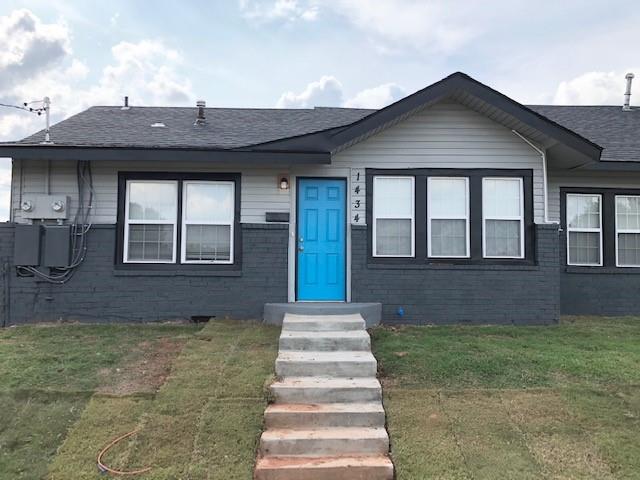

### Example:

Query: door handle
xmin=298 ymin=245 xmax=304 ymax=252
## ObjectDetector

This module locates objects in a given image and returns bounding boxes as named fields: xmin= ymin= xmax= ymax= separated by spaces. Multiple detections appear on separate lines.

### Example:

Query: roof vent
xmin=623 ymin=73 xmax=634 ymax=111
xmin=121 ymin=96 xmax=130 ymax=111
xmin=194 ymin=100 xmax=206 ymax=125
xmin=151 ymin=122 xmax=166 ymax=128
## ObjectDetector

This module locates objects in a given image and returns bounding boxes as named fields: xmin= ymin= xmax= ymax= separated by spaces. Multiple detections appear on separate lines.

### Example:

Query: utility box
xmin=20 ymin=195 xmax=70 ymax=220
xmin=43 ymin=225 xmax=71 ymax=267
xmin=14 ymin=224 xmax=41 ymax=266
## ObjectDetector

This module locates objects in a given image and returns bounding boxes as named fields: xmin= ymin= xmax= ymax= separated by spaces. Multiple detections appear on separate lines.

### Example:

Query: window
xmin=483 ymin=178 xmax=524 ymax=258
xmin=119 ymin=174 xmax=239 ymax=266
xmin=124 ymin=180 xmax=178 ymax=263
xmin=616 ymin=195 xmax=640 ymax=267
xmin=428 ymin=177 xmax=469 ymax=257
xmin=566 ymin=194 xmax=602 ymax=266
xmin=182 ymin=181 xmax=234 ymax=264
xmin=373 ymin=176 xmax=414 ymax=257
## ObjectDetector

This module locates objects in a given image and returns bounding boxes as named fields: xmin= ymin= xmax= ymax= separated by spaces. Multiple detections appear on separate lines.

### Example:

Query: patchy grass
xmin=48 ymin=320 xmax=279 ymax=479
xmin=371 ymin=316 xmax=640 ymax=389
xmin=0 ymin=320 xmax=279 ymax=479
xmin=372 ymin=317 xmax=640 ymax=479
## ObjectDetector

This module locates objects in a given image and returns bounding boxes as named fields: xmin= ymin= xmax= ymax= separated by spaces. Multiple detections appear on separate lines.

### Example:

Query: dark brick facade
xmin=1 ymin=220 xmax=634 ymax=325
xmin=560 ymin=226 xmax=640 ymax=315
xmin=0 ymin=223 xmax=288 ymax=325
xmin=351 ymin=224 xmax=561 ymax=325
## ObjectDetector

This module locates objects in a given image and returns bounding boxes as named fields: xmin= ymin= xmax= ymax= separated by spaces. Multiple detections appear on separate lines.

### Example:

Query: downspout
xmin=511 ymin=130 xmax=553 ymax=224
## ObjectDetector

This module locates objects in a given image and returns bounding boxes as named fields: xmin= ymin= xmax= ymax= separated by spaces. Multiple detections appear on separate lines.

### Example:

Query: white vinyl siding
xmin=181 ymin=181 xmax=234 ymax=264
xmin=373 ymin=176 xmax=414 ymax=257
xmin=11 ymin=100 xmax=546 ymax=225
xmin=427 ymin=177 xmax=469 ymax=257
xmin=332 ymin=100 xmax=545 ymax=223
xmin=11 ymin=160 xmax=286 ymax=224
xmin=482 ymin=177 xmax=524 ymax=258
xmin=566 ymin=194 xmax=602 ymax=266
xmin=615 ymin=195 xmax=640 ymax=267
xmin=547 ymin=171 xmax=640 ymax=223
xmin=124 ymin=180 xmax=178 ymax=263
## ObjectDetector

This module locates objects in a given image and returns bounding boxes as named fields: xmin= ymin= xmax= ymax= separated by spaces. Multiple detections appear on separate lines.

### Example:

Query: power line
xmin=0 ymin=102 xmax=47 ymax=115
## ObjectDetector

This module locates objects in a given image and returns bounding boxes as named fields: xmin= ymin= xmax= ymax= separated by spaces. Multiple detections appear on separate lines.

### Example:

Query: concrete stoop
xmin=254 ymin=313 xmax=394 ymax=480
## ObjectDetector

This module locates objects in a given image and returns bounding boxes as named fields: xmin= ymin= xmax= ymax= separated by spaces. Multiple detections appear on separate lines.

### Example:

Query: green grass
xmin=372 ymin=316 xmax=640 ymax=479
xmin=0 ymin=320 xmax=279 ymax=479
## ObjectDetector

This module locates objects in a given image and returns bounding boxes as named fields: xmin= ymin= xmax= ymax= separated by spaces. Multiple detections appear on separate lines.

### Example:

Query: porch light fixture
xmin=279 ymin=175 xmax=290 ymax=191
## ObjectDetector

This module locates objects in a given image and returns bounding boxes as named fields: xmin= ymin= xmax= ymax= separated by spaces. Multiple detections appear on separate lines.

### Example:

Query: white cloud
xmin=241 ymin=0 xmax=478 ymax=53
xmin=343 ymin=83 xmax=405 ymax=108
xmin=277 ymin=76 xmax=344 ymax=107
xmin=0 ymin=9 xmax=71 ymax=90
xmin=276 ymin=76 xmax=405 ymax=108
xmin=239 ymin=0 xmax=318 ymax=23
xmin=553 ymin=69 xmax=639 ymax=105
xmin=0 ymin=9 xmax=196 ymax=220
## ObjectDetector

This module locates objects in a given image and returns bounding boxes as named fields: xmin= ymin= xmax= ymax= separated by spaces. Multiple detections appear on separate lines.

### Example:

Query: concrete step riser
xmin=279 ymin=336 xmax=370 ymax=352
xmin=271 ymin=385 xmax=382 ymax=404
xmin=255 ymin=465 xmax=394 ymax=480
xmin=282 ymin=321 xmax=365 ymax=332
xmin=275 ymin=360 xmax=377 ymax=378
xmin=260 ymin=436 xmax=389 ymax=457
xmin=265 ymin=410 xmax=385 ymax=429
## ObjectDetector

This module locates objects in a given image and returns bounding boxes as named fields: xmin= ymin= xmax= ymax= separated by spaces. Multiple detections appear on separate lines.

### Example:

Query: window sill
xmin=113 ymin=269 xmax=242 ymax=277
xmin=565 ymin=266 xmax=640 ymax=274
xmin=366 ymin=262 xmax=538 ymax=272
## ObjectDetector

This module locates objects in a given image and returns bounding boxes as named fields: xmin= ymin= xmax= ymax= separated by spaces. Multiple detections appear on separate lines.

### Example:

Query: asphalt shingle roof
xmin=16 ymin=106 xmax=375 ymax=150
xmin=10 ymin=103 xmax=640 ymax=162
xmin=529 ymin=105 xmax=640 ymax=162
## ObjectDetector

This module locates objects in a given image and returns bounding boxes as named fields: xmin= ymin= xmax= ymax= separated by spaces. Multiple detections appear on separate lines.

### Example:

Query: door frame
xmin=288 ymin=174 xmax=351 ymax=302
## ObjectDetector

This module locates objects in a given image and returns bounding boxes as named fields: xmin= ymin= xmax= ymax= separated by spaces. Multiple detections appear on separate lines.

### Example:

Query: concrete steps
xmin=265 ymin=402 xmax=385 ymax=428
xmin=279 ymin=330 xmax=371 ymax=351
xmin=270 ymin=377 xmax=382 ymax=403
xmin=282 ymin=313 xmax=365 ymax=332
xmin=254 ymin=455 xmax=394 ymax=480
xmin=275 ymin=351 xmax=377 ymax=377
xmin=259 ymin=427 xmax=389 ymax=456
xmin=255 ymin=312 xmax=394 ymax=480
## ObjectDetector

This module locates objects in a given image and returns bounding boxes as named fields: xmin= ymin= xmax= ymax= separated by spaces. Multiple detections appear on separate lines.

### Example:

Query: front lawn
xmin=371 ymin=316 xmax=640 ymax=479
xmin=0 ymin=320 xmax=279 ymax=479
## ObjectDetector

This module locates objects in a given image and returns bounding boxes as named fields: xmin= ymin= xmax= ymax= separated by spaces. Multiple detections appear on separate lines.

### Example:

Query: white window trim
xmin=615 ymin=194 xmax=640 ymax=267
xmin=566 ymin=193 xmax=603 ymax=267
xmin=123 ymin=180 xmax=178 ymax=264
xmin=372 ymin=176 xmax=415 ymax=258
xmin=482 ymin=177 xmax=525 ymax=259
xmin=181 ymin=180 xmax=235 ymax=264
xmin=427 ymin=176 xmax=470 ymax=258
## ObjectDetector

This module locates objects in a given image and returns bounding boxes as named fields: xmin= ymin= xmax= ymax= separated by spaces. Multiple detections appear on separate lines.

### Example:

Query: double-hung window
xmin=427 ymin=177 xmax=469 ymax=257
xmin=124 ymin=180 xmax=178 ymax=263
xmin=483 ymin=178 xmax=524 ymax=258
xmin=122 ymin=176 xmax=237 ymax=265
xmin=373 ymin=176 xmax=415 ymax=257
xmin=566 ymin=193 xmax=602 ymax=266
xmin=182 ymin=181 xmax=234 ymax=264
xmin=615 ymin=195 xmax=640 ymax=267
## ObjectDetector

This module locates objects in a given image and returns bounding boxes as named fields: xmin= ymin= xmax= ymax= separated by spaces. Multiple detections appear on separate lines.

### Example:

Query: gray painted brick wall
xmin=351 ymin=224 xmax=561 ymax=325
xmin=2 ymin=221 xmax=633 ymax=324
xmin=559 ymin=229 xmax=640 ymax=315
xmin=0 ymin=223 xmax=288 ymax=325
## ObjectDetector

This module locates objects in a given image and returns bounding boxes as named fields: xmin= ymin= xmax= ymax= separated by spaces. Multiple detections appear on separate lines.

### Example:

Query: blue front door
xmin=297 ymin=178 xmax=346 ymax=301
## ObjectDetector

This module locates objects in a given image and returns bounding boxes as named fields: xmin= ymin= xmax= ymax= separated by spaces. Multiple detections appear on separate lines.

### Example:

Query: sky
xmin=0 ymin=0 xmax=638 ymax=220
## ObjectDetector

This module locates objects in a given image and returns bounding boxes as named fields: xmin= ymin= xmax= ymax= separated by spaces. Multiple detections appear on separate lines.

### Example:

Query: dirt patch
xmin=97 ymin=338 xmax=185 ymax=396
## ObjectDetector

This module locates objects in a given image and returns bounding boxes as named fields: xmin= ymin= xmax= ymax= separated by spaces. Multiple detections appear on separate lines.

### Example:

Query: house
xmin=0 ymin=71 xmax=639 ymax=325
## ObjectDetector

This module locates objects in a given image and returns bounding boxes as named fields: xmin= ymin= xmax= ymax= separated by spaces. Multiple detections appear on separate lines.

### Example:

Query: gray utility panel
xmin=43 ymin=225 xmax=71 ymax=267
xmin=14 ymin=224 xmax=41 ymax=266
